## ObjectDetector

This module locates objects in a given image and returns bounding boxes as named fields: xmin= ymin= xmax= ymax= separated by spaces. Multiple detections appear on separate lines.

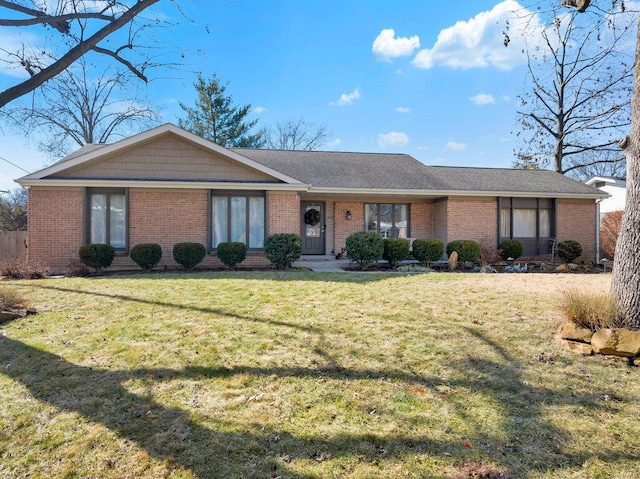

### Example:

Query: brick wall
xmin=446 ymin=197 xmax=498 ymax=245
xmin=267 ymin=192 xmax=300 ymax=234
xmin=27 ymin=188 xmax=84 ymax=269
xmin=410 ymin=201 xmax=433 ymax=239
xmin=432 ymin=199 xmax=448 ymax=243
xmin=334 ymin=201 xmax=365 ymax=251
xmin=557 ymin=198 xmax=597 ymax=262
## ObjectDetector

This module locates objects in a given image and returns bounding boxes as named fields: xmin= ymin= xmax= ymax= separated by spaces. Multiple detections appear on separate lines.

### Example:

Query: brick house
xmin=16 ymin=123 xmax=606 ymax=271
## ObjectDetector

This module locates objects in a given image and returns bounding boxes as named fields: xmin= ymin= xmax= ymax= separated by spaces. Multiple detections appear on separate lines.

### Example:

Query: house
xmin=16 ymin=123 xmax=606 ymax=271
xmin=585 ymin=176 xmax=626 ymax=215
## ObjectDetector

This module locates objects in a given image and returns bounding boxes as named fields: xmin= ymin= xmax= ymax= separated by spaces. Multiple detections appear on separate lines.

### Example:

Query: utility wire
xmin=0 ymin=155 xmax=31 ymax=173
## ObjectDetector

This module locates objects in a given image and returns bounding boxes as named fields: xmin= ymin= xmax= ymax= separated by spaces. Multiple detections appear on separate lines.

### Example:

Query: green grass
xmin=0 ymin=271 xmax=638 ymax=479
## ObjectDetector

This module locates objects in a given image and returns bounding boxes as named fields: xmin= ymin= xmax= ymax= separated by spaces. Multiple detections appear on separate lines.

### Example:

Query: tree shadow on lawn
xmin=1 ymin=326 xmax=636 ymax=478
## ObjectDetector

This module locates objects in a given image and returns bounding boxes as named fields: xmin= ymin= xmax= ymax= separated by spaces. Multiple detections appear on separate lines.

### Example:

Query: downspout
xmin=595 ymin=199 xmax=601 ymax=264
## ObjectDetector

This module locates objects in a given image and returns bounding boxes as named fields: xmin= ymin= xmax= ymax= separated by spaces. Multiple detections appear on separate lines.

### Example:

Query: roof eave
xmin=307 ymin=187 xmax=607 ymax=199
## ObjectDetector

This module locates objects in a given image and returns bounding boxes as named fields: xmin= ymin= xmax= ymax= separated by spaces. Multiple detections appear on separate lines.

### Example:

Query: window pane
xmin=501 ymin=208 xmax=511 ymax=237
xmin=231 ymin=197 xmax=246 ymax=243
xmin=514 ymin=209 xmax=536 ymax=237
xmin=394 ymin=204 xmax=408 ymax=238
xmin=539 ymin=209 xmax=551 ymax=237
xmin=91 ymin=194 xmax=107 ymax=244
xmin=109 ymin=194 xmax=126 ymax=249
xmin=212 ymin=197 xmax=228 ymax=247
xmin=379 ymin=204 xmax=393 ymax=237
xmin=249 ymin=197 xmax=265 ymax=248
xmin=365 ymin=204 xmax=378 ymax=232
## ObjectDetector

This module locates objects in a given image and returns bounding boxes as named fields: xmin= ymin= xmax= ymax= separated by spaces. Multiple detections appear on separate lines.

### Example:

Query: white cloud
xmin=253 ymin=106 xmax=267 ymax=114
xmin=396 ymin=106 xmax=411 ymax=113
xmin=327 ymin=138 xmax=342 ymax=148
xmin=470 ymin=93 xmax=495 ymax=105
xmin=331 ymin=88 xmax=360 ymax=106
xmin=413 ymin=0 xmax=540 ymax=70
xmin=377 ymin=132 xmax=409 ymax=148
xmin=445 ymin=141 xmax=467 ymax=151
xmin=502 ymin=95 xmax=511 ymax=102
xmin=372 ymin=29 xmax=420 ymax=60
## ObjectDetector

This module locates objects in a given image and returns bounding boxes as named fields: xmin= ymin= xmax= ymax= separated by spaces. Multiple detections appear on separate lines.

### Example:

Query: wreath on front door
xmin=304 ymin=208 xmax=321 ymax=226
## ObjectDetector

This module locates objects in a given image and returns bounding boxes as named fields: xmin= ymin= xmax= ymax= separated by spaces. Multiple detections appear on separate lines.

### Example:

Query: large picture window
xmin=365 ymin=203 xmax=409 ymax=238
xmin=86 ymin=188 xmax=127 ymax=250
xmin=211 ymin=192 xmax=265 ymax=249
xmin=499 ymin=198 xmax=555 ymax=256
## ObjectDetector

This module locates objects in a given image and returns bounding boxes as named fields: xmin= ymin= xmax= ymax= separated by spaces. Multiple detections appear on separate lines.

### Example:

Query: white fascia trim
xmin=17 ymin=123 xmax=303 ymax=185
xmin=308 ymin=187 xmax=608 ymax=199
xmin=18 ymin=179 xmax=310 ymax=191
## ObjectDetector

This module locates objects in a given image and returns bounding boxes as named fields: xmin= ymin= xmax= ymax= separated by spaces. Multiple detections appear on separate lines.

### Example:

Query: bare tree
xmin=7 ymin=59 xmax=159 ymax=159
xmin=565 ymin=150 xmax=626 ymax=180
xmin=0 ymin=0 xmax=161 ymax=109
xmin=263 ymin=118 xmax=331 ymax=150
xmin=0 ymin=187 xmax=27 ymax=230
xmin=515 ymin=4 xmax=634 ymax=175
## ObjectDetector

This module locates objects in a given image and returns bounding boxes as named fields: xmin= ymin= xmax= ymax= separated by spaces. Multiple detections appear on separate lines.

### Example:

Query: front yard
xmin=0 ymin=272 xmax=637 ymax=478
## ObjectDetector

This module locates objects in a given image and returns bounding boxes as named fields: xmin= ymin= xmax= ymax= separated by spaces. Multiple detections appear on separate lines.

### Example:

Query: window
xmin=365 ymin=203 xmax=409 ymax=238
xmin=211 ymin=192 xmax=265 ymax=249
xmin=499 ymin=198 xmax=555 ymax=255
xmin=86 ymin=188 xmax=127 ymax=250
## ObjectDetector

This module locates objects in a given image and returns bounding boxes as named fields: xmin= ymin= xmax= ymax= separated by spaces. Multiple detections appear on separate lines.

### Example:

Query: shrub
xmin=0 ymin=286 xmax=28 ymax=310
xmin=64 ymin=262 xmax=92 ymax=277
xmin=216 ymin=242 xmax=247 ymax=270
xmin=130 ymin=243 xmax=162 ymax=270
xmin=1 ymin=260 xmax=47 ymax=279
xmin=498 ymin=239 xmax=524 ymax=261
xmin=557 ymin=240 xmax=582 ymax=263
xmin=173 ymin=242 xmax=207 ymax=270
xmin=79 ymin=244 xmax=115 ymax=272
xmin=445 ymin=240 xmax=481 ymax=263
xmin=412 ymin=238 xmax=444 ymax=265
xmin=383 ymin=238 xmax=410 ymax=267
xmin=479 ymin=237 xmax=502 ymax=265
xmin=600 ymin=211 xmax=623 ymax=259
xmin=264 ymin=233 xmax=302 ymax=269
xmin=562 ymin=288 xmax=616 ymax=331
xmin=345 ymin=231 xmax=384 ymax=269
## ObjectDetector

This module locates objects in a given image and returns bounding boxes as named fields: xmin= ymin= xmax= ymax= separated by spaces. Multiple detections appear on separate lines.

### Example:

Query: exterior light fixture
xmin=345 ymin=210 xmax=352 ymax=220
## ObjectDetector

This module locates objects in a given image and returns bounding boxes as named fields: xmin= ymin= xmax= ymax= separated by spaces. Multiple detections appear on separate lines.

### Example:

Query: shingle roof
xmin=232 ymin=148 xmax=605 ymax=197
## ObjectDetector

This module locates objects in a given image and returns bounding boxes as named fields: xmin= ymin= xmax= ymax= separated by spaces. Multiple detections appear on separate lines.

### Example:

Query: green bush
xmin=498 ymin=239 xmax=524 ymax=261
xmin=558 ymin=240 xmax=582 ymax=263
xmin=412 ymin=238 xmax=444 ymax=265
xmin=173 ymin=242 xmax=207 ymax=270
xmin=383 ymin=238 xmax=410 ymax=267
xmin=346 ymin=231 xmax=384 ymax=269
xmin=79 ymin=244 xmax=115 ymax=272
xmin=264 ymin=233 xmax=302 ymax=269
xmin=130 ymin=243 xmax=162 ymax=270
xmin=445 ymin=240 xmax=481 ymax=263
xmin=216 ymin=242 xmax=247 ymax=270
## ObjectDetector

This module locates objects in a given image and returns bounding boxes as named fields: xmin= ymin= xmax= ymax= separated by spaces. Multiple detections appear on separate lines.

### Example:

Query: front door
xmin=301 ymin=201 xmax=325 ymax=254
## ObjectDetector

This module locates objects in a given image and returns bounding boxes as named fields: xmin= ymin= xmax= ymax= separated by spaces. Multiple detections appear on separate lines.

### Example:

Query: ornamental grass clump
xmin=264 ymin=233 xmax=301 ymax=269
xmin=412 ymin=238 xmax=444 ymax=266
xmin=561 ymin=287 xmax=617 ymax=331
xmin=382 ymin=238 xmax=410 ymax=268
xmin=173 ymin=242 xmax=207 ymax=270
xmin=130 ymin=243 xmax=162 ymax=271
xmin=345 ymin=231 xmax=384 ymax=269
xmin=0 ymin=286 xmax=27 ymax=310
xmin=216 ymin=242 xmax=247 ymax=270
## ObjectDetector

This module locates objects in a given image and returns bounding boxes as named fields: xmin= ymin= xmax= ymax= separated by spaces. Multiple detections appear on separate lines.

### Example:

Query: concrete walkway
xmin=292 ymin=255 xmax=349 ymax=272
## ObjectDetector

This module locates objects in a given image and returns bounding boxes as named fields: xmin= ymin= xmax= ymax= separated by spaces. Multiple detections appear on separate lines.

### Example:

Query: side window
xmin=86 ymin=188 xmax=127 ymax=250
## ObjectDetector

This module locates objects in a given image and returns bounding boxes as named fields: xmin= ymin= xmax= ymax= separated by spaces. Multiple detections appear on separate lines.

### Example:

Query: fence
xmin=0 ymin=231 xmax=27 ymax=263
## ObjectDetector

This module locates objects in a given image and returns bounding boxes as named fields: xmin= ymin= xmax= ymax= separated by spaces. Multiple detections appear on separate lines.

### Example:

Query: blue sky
xmin=0 ymin=1 xmax=569 ymax=191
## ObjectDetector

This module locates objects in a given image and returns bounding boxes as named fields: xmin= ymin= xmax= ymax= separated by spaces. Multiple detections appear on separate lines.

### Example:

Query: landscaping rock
xmin=0 ymin=310 xmax=25 ymax=324
xmin=555 ymin=264 xmax=569 ymax=272
xmin=592 ymin=328 xmax=640 ymax=357
xmin=557 ymin=338 xmax=593 ymax=355
xmin=557 ymin=321 xmax=593 ymax=343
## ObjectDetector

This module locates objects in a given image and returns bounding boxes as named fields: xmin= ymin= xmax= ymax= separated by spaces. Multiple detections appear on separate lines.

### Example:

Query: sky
xmin=0 ymin=0 xmax=613 ymax=192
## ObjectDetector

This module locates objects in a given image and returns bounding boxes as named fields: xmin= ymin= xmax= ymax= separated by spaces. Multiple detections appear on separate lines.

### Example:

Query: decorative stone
xmin=557 ymin=338 xmax=593 ymax=355
xmin=555 ymin=264 xmax=569 ymax=272
xmin=592 ymin=328 xmax=640 ymax=357
xmin=557 ymin=320 xmax=593 ymax=343
xmin=0 ymin=310 xmax=25 ymax=324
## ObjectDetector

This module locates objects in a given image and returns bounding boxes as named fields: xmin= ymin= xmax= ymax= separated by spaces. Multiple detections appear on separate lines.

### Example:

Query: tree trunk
xmin=611 ymin=15 xmax=640 ymax=330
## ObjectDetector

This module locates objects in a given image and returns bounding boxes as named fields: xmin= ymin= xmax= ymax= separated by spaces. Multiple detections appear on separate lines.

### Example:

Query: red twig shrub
xmin=600 ymin=210 xmax=623 ymax=259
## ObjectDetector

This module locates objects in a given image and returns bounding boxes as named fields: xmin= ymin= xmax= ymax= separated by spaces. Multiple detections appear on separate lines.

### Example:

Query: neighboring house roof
xmin=16 ymin=123 xmax=606 ymax=199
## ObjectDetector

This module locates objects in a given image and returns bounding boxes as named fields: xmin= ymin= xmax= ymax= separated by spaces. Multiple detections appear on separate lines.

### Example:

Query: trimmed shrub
xmin=383 ymin=238 xmax=410 ymax=267
xmin=264 ymin=233 xmax=302 ymax=269
xmin=412 ymin=238 xmax=444 ymax=265
xmin=130 ymin=243 xmax=162 ymax=270
xmin=445 ymin=240 xmax=481 ymax=263
xmin=346 ymin=231 xmax=384 ymax=269
xmin=557 ymin=240 xmax=582 ymax=263
xmin=498 ymin=239 xmax=524 ymax=261
xmin=79 ymin=243 xmax=115 ymax=272
xmin=173 ymin=242 xmax=207 ymax=270
xmin=216 ymin=242 xmax=247 ymax=270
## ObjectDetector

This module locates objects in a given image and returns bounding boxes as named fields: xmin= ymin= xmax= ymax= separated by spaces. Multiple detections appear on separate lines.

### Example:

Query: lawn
xmin=0 ymin=271 xmax=638 ymax=479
